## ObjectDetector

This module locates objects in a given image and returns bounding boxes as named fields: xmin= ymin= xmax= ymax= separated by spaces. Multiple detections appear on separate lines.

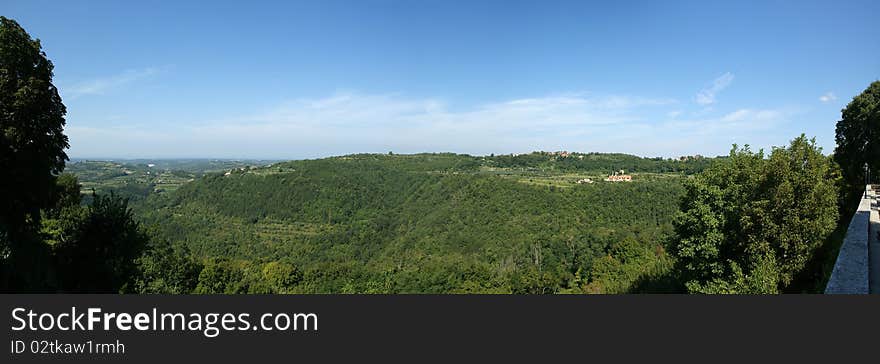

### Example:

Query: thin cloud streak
xmin=695 ymin=72 xmax=735 ymax=105
xmin=62 ymin=67 xmax=161 ymax=99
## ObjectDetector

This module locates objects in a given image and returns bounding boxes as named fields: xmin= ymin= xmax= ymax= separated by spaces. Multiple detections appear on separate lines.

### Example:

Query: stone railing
xmin=825 ymin=185 xmax=875 ymax=294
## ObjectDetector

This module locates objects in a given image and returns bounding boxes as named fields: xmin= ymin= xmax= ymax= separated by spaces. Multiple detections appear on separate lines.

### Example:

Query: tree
xmin=0 ymin=16 xmax=69 ymax=231
xmin=40 ymin=174 xmax=85 ymax=247
xmin=0 ymin=17 xmax=69 ymax=289
xmin=834 ymin=81 xmax=880 ymax=197
xmin=194 ymin=258 xmax=246 ymax=294
xmin=671 ymin=135 xmax=839 ymax=293
xmin=259 ymin=261 xmax=302 ymax=293
xmin=53 ymin=193 xmax=149 ymax=292
xmin=131 ymin=239 xmax=202 ymax=294
xmin=48 ymin=173 xmax=81 ymax=213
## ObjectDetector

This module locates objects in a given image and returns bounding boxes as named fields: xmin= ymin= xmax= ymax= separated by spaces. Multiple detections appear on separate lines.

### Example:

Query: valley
xmin=71 ymin=152 xmax=711 ymax=293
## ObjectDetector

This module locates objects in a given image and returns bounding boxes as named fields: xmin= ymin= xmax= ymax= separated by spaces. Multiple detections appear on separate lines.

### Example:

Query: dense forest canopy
xmin=135 ymin=153 xmax=694 ymax=293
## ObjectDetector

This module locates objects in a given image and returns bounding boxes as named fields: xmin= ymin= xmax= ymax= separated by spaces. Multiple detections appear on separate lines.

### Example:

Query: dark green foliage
xmin=130 ymin=238 xmax=202 ymax=294
xmin=0 ymin=229 xmax=54 ymax=291
xmin=53 ymin=193 xmax=150 ymax=292
xmin=0 ymin=16 xmax=69 ymax=232
xmin=48 ymin=173 xmax=81 ymax=212
xmin=834 ymin=81 xmax=880 ymax=197
xmin=2 ymin=174 xmax=152 ymax=292
xmin=0 ymin=17 xmax=69 ymax=290
xmin=671 ymin=135 xmax=839 ymax=293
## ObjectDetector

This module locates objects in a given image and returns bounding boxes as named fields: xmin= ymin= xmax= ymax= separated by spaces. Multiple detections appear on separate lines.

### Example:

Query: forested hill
xmin=287 ymin=151 xmax=715 ymax=174
xmin=133 ymin=152 xmax=710 ymax=294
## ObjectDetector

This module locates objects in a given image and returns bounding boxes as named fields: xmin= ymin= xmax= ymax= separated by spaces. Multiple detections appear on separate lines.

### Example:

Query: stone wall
xmin=825 ymin=186 xmax=873 ymax=294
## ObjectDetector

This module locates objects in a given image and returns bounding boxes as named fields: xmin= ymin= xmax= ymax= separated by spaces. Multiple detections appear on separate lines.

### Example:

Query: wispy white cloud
xmin=63 ymin=67 xmax=161 ymax=99
xmin=695 ymin=72 xmax=734 ymax=105
xmin=719 ymin=109 xmax=783 ymax=123
xmin=819 ymin=92 xmax=837 ymax=103
xmin=66 ymin=91 xmax=797 ymax=159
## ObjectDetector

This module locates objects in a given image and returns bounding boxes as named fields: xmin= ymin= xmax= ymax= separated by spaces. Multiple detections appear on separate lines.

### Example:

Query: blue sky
xmin=5 ymin=0 xmax=879 ymax=159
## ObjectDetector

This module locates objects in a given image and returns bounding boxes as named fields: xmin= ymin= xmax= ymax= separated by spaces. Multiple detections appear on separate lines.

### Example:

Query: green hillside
xmin=133 ymin=153 xmax=700 ymax=293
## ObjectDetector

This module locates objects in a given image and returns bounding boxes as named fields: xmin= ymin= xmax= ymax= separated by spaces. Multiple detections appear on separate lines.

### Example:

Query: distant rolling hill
xmin=125 ymin=153 xmax=710 ymax=293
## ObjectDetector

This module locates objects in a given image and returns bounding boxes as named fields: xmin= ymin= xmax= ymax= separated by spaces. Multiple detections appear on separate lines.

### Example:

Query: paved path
xmin=870 ymin=187 xmax=880 ymax=293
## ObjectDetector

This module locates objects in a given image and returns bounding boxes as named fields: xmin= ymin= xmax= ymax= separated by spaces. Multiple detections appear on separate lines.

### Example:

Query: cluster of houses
xmin=604 ymin=170 xmax=632 ymax=182
xmin=224 ymin=166 xmax=251 ymax=176
xmin=574 ymin=170 xmax=633 ymax=184
xmin=543 ymin=151 xmax=585 ymax=159
xmin=605 ymin=174 xmax=632 ymax=182
xmin=605 ymin=170 xmax=632 ymax=182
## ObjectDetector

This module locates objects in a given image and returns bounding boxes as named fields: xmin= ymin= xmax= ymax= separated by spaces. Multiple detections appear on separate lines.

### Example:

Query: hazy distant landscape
xmin=67 ymin=159 xmax=277 ymax=202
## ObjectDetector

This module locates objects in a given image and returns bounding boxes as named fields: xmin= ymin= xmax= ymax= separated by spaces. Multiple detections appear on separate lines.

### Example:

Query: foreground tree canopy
xmin=0 ymin=16 xmax=69 ymax=233
xmin=835 ymin=81 xmax=880 ymax=196
xmin=0 ymin=17 xmax=148 ymax=292
xmin=671 ymin=135 xmax=839 ymax=293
